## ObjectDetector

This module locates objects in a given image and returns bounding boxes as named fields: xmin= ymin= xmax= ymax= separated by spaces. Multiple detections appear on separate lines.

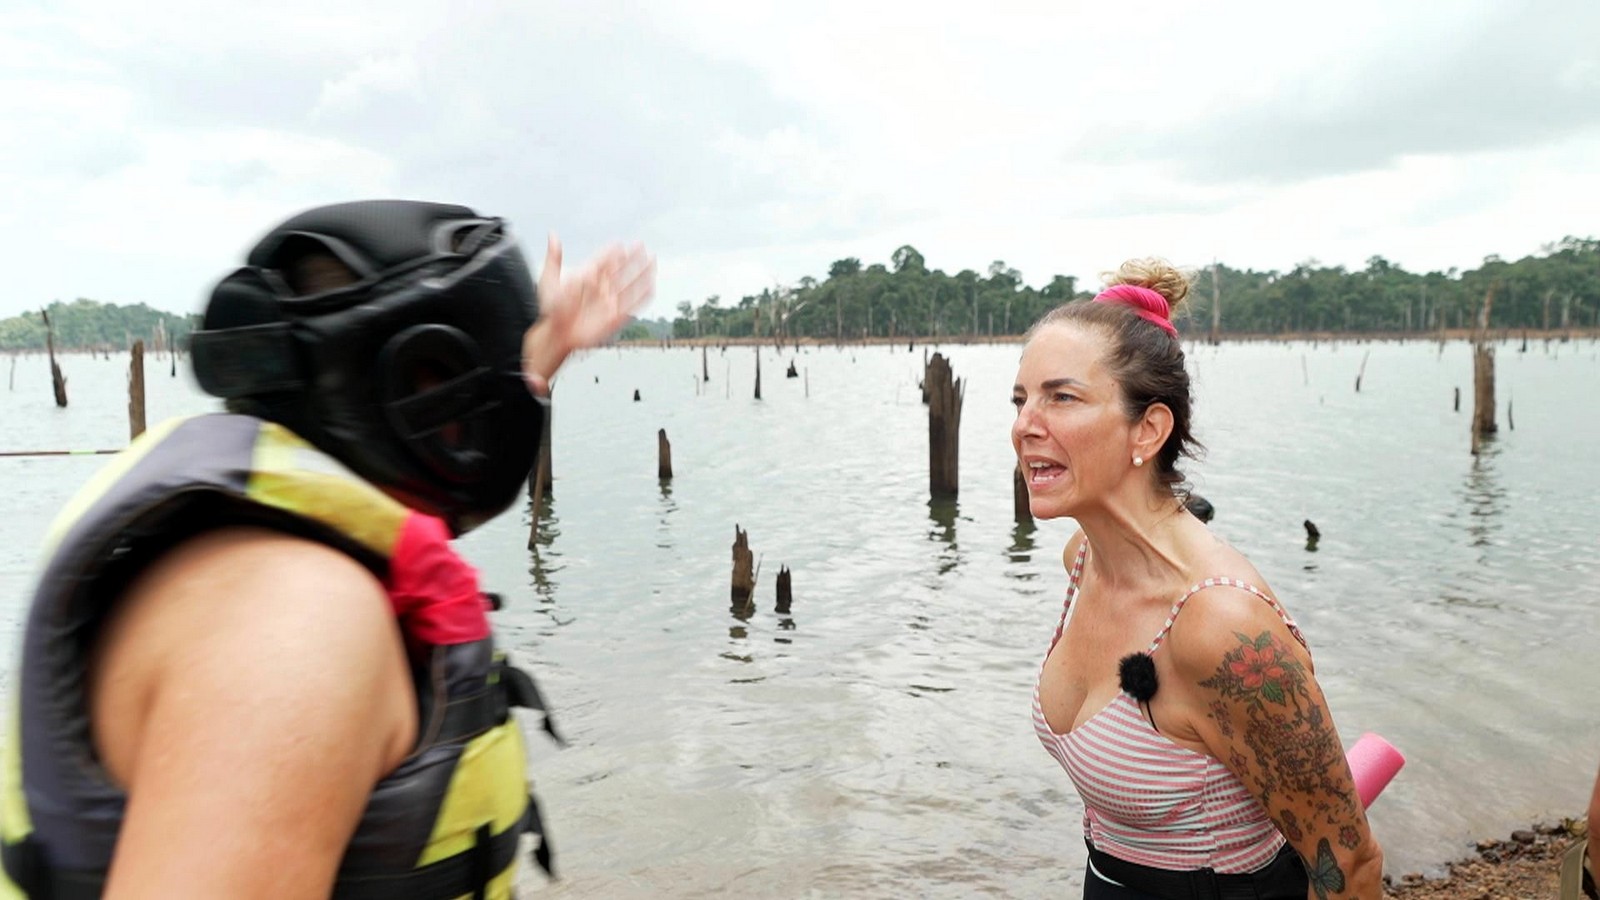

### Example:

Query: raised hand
xmin=521 ymin=234 xmax=656 ymax=395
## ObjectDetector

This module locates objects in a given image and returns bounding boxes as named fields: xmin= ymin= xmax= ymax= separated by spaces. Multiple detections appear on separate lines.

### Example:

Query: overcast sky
xmin=3 ymin=0 xmax=1597 ymax=321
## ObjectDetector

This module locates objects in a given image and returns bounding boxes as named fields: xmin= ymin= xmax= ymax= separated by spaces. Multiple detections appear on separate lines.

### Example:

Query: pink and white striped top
xmin=1032 ymin=542 xmax=1309 ymax=874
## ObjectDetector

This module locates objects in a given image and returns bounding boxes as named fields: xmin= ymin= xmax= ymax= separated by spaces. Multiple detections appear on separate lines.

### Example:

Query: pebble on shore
xmin=1383 ymin=819 xmax=1584 ymax=899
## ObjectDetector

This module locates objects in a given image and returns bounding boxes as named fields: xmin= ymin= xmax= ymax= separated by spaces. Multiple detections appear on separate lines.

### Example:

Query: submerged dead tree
xmin=128 ymin=341 xmax=146 ymax=440
xmin=1209 ymin=262 xmax=1221 ymax=345
xmin=775 ymin=566 xmax=792 ymax=615
xmin=42 ymin=309 xmax=67 ymax=407
xmin=527 ymin=392 xmax=554 ymax=548
xmin=926 ymin=352 xmax=963 ymax=497
xmin=658 ymin=428 xmax=673 ymax=480
xmin=1471 ymin=286 xmax=1498 ymax=455
xmin=731 ymin=525 xmax=756 ymax=611
xmin=1013 ymin=464 xmax=1032 ymax=525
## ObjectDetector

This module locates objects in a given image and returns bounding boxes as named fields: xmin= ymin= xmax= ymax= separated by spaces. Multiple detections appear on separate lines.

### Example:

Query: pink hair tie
xmin=1093 ymin=284 xmax=1178 ymax=337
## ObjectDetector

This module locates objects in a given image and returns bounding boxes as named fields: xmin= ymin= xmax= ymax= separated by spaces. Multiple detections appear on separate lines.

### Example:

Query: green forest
xmin=669 ymin=236 xmax=1600 ymax=340
xmin=5 ymin=236 xmax=1597 ymax=351
xmin=0 ymin=300 xmax=196 ymax=352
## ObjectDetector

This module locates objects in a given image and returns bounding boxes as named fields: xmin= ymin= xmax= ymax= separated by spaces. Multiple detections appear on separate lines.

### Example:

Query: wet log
xmin=731 ymin=525 xmax=755 ymax=608
xmin=42 ymin=309 xmax=67 ymax=407
xmin=775 ymin=566 xmax=792 ymax=615
xmin=926 ymin=352 xmax=963 ymax=497
xmin=128 ymin=341 xmax=146 ymax=440
xmin=527 ymin=391 xmax=553 ymax=548
xmin=658 ymin=428 xmax=673 ymax=480
xmin=1471 ymin=345 xmax=1496 ymax=455
xmin=1471 ymin=286 xmax=1497 ymax=455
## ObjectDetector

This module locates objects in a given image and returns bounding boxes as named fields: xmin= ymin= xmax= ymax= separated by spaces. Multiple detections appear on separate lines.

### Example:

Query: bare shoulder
xmin=97 ymin=527 xmax=403 ymax=673
xmin=92 ymin=526 xmax=416 ymax=783
xmin=92 ymin=526 xmax=418 ymax=895
xmin=1060 ymin=529 xmax=1086 ymax=569
xmin=1164 ymin=565 xmax=1305 ymax=685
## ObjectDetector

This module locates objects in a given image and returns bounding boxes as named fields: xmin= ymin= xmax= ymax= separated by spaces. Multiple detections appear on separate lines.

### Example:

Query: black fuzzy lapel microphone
xmin=1118 ymin=652 xmax=1159 ymax=702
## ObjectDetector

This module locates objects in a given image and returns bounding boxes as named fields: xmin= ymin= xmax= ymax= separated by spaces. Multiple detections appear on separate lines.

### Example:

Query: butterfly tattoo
xmin=1306 ymin=837 xmax=1346 ymax=899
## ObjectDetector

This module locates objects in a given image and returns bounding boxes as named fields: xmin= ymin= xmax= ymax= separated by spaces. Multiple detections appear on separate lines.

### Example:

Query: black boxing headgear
xmin=190 ymin=199 xmax=544 ymax=534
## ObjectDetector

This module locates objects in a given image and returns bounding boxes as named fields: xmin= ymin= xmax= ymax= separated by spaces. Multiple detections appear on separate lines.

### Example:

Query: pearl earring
xmin=1133 ymin=455 xmax=1144 ymax=467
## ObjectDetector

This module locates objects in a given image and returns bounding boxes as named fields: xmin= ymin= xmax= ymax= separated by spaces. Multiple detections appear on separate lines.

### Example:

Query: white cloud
xmin=1 ymin=0 xmax=1596 ymax=321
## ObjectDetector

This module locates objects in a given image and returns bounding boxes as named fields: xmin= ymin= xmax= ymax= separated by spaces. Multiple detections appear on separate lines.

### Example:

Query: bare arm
xmin=1170 ymin=593 xmax=1383 ymax=900
xmin=90 ymin=528 xmax=417 ymax=900
xmin=1587 ymin=761 xmax=1600 ymax=881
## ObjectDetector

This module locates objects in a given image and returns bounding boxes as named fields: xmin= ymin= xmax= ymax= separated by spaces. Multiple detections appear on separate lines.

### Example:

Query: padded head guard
xmin=190 ymin=200 xmax=544 ymax=534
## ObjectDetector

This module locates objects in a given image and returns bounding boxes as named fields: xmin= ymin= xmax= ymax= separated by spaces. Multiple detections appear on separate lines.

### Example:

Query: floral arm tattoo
xmin=1198 ymin=630 xmax=1373 ymax=899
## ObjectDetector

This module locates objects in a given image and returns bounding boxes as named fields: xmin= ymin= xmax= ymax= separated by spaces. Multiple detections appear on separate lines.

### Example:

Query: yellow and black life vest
xmin=0 ymin=414 xmax=556 ymax=899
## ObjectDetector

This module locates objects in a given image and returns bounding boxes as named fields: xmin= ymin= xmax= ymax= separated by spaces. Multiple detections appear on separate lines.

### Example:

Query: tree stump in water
xmin=1471 ymin=286 xmax=1497 ymax=455
xmin=1013 ymin=464 xmax=1031 ymax=524
xmin=1471 ymin=345 xmax=1497 ymax=454
xmin=786 ymin=359 xmax=798 ymax=378
xmin=527 ymin=393 xmax=553 ymax=549
xmin=658 ymin=428 xmax=673 ymax=480
xmin=775 ymin=565 xmax=792 ymax=615
xmin=128 ymin=340 xmax=146 ymax=440
xmin=42 ymin=309 xmax=67 ymax=407
xmin=702 ymin=346 xmax=709 ymax=382
xmin=754 ymin=348 xmax=761 ymax=400
xmin=731 ymin=525 xmax=756 ymax=611
xmin=926 ymin=352 xmax=963 ymax=498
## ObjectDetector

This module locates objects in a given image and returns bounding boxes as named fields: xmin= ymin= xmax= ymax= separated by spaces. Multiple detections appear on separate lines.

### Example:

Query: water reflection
xmin=657 ymin=479 xmax=677 ymax=551
xmin=926 ymin=496 xmax=961 ymax=575
xmin=1005 ymin=519 xmax=1039 ymax=582
xmin=525 ymin=493 xmax=563 ymax=602
xmin=1459 ymin=444 xmax=1506 ymax=551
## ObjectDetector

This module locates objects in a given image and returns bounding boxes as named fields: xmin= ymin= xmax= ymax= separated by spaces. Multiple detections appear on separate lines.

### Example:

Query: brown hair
xmin=1023 ymin=257 xmax=1201 ymax=496
xmin=283 ymin=252 xmax=358 ymax=295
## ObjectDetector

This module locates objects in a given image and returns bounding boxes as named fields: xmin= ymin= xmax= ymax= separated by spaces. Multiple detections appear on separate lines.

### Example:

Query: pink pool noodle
xmin=1346 ymin=732 xmax=1404 ymax=808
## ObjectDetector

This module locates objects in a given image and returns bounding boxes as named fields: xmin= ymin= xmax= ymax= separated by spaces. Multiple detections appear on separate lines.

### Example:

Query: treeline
xmin=671 ymin=237 xmax=1600 ymax=340
xmin=0 ymin=300 xmax=198 ymax=352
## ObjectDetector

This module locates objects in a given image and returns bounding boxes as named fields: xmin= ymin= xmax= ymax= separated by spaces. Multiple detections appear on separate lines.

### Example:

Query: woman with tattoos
xmin=1016 ymin=258 xmax=1384 ymax=899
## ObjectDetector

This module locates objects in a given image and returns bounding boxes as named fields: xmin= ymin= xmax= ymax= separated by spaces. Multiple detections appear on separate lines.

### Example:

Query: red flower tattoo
xmin=1229 ymin=643 xmax=1286 ymax=690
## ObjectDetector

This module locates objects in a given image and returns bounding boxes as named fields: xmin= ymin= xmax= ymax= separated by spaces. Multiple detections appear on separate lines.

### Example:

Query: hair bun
xmin=1100 ymin=257 xmax=1192 ymax=314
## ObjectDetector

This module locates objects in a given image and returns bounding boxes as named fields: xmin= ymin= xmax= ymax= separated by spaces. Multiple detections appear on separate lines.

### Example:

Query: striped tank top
xmin=1032 ymin=542 xmax=1309 ymax=874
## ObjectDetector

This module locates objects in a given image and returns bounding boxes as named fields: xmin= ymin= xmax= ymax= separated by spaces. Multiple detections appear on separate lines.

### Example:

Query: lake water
xmin=1 ymin=337 xmax=1597 ymax=897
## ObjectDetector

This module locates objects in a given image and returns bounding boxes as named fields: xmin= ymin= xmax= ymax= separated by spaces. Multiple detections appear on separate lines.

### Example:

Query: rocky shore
xmin=1384 ymin=820 xmax=1584 ymax=899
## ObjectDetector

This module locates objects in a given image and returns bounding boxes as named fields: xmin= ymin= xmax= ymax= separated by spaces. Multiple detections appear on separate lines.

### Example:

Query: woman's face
xmin=1011 ymin=323 xmax=1132 ymax=520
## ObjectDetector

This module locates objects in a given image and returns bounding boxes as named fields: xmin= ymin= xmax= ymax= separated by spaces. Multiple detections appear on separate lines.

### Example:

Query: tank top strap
xmin=1146 ymin=576 xmax=1308 ymax=654
xmin=1049 ymin=541 xmax=1090 ymax=651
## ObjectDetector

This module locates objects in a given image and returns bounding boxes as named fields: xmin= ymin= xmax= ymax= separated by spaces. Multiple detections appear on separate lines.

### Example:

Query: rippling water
xmin=1 ymin=337 xmax=1596 ymax=896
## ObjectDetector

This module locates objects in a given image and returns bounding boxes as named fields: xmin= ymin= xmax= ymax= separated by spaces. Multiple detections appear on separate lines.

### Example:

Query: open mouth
xmin=1026 ymin=460 xmax=1066 ymax=486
